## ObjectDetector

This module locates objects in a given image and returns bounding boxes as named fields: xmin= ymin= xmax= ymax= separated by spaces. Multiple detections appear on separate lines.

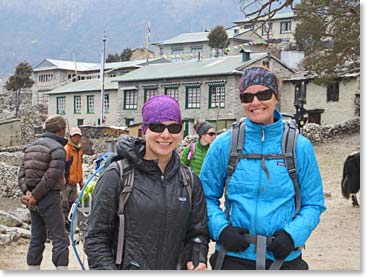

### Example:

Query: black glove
xmin=219 ymin=225 xmax=250 ymax=252
xmin=191 ymin=239 xmax=209 ymax=267
xmin=268 ymin=230 xmax=295 ymax=260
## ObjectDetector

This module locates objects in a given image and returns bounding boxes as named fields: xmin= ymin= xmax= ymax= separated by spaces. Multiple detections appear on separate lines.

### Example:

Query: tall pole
xmin=100 ymin=32 xmax=106 ymax=126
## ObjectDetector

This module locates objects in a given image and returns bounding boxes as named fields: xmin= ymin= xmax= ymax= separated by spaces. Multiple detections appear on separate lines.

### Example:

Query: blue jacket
xmin=200 ymin=110 xmax=326 ymax=262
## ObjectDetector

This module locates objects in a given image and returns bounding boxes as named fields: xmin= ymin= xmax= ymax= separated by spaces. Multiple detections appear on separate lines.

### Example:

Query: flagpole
xmin=100 ymin=32 xmax=106 ymax=126
xmin=146 ymin=20 xmax=150 ymax=64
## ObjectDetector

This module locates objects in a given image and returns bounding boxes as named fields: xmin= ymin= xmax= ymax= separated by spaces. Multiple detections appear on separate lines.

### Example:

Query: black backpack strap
xmin=179 ymin=165 xmax=194 ymax=211
xmin=282 ymin=121 xmax=300 ymax=218
xmin=115 ymin=159 xmax=134 ymax=265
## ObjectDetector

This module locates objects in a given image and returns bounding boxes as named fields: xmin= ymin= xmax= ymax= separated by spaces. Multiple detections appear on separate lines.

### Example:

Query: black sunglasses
xmin=239 ymin=89 xmax=274 ymax=104
xmin=206 ymin=132 xmax=216 ymax=137
xmin=144 ymin=122 xmax=183 ymax=134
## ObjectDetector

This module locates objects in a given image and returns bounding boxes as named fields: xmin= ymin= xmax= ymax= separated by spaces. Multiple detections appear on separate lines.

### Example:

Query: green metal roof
xmin=113 ymin=53 xmax=268 ymax=82
xmin=233 ymin=11 xmax=295 ymax=24
xmin=45 ymin=77 xmax=118 ymax=95
xmin=153 ymin=29 xmax=248 ymax=46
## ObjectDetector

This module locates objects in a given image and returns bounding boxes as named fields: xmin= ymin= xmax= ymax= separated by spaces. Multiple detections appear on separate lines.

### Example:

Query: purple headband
xmin=142 ymin=95 xmax=182 ymax=134
xmin=239 ymin=67 xmax=279 ymax=99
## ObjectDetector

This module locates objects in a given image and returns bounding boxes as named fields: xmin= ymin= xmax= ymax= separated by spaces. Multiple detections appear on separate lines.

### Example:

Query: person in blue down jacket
xmin=200 ymin=66 xmax=326 ymax=270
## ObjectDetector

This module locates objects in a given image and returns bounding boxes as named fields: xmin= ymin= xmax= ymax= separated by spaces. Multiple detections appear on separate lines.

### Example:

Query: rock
xmin=0 ymin=233 xmax=12 ymax=245
xmin=5 ymin=226 xmax=31 ymax=239
xmin=0 ymin=224 xmax=7 ymax=234
xmin=0 ymin=210 xmax=23 ymax=227
xmin=9 ymin=208 xmax=31 ymax=224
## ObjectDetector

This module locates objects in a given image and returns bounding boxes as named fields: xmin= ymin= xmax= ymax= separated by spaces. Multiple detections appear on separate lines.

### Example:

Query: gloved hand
xmin=219 ymin=225 xmax=250 ymax=252
xmin=268 ymin=230 xmax=295 ymax=260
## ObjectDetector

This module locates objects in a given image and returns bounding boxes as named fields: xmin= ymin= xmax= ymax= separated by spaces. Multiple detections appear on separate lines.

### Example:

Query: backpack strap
xmin=282 ymin=121 xmax=300 ymax=218
xmin=224 ymin=117 xmax=246 ymax=218
xmin=179 ymin=165 xmax=194 ymax=210
xmin=115 ymin=159 xmax=134 ymax=265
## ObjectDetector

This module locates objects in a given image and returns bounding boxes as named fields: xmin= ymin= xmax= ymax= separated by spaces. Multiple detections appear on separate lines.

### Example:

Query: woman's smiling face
xmin=242 ymin=85 xmax=278 ymax=125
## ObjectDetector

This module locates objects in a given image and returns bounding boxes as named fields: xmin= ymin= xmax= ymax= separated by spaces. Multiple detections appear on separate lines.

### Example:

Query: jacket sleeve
xmin=18 ymin=159 xmax=27 ymax=194
xmin=184 ymin=172 xmax=210 ymax=263
xmin=31 ymin=147 xmax=66 ymax=200
xmin=283 ymin=136 xmax=326 ymax=248
xmin=84 ymin=166 xmax=120 ymax=270
xmin=180 ymin=145 xmax=191 ymax=166
xmin=199 ymin=134 xmax=230 ymax=241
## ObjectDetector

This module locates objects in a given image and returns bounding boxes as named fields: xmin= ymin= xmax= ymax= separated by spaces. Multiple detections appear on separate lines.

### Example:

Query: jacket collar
xmin=245 ymin=109 xmax=283 ymax=142
xmin=42 ymin=132 xmax=68 ymax=146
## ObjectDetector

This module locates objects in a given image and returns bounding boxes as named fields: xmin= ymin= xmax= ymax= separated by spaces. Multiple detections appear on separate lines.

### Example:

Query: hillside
xmin=0 ymin=0 xmax=245 ymax=74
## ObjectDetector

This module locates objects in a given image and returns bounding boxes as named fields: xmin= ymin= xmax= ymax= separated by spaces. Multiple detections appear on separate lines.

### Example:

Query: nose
xmin=251 ymin=95 xmax=262 ymax=105
xmin=160 ymin=127 xmax=171 ymax=137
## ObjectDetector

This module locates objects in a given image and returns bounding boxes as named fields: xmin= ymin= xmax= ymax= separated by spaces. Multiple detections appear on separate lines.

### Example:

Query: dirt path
xmin=0 ymin=132 xmax=360 ymax=270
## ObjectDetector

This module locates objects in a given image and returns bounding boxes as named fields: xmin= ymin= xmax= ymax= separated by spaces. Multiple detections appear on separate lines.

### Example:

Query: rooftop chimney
xmin=240 ymin=48 xmax=252 ymax=62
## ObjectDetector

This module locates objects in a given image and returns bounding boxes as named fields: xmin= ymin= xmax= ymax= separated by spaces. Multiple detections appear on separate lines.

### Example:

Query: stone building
xmin=32 ymin=57 xmax=168 ymax=107
xmin=232 ymin=11 xmax=297 ymax=44
xmin=152 ymin=28 xmax=257 ymax=62
xmin=113 ymin=51 xmax=295 ymax=136
xmin=45 ymin=51 xmax=295 ymax=136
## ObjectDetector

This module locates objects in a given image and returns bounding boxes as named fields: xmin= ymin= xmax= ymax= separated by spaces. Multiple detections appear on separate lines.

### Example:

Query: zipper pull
xmin=261 ymin=129 xmax=265 ymax=142
xmin=161 ymin=175 xmax=166 ymax=187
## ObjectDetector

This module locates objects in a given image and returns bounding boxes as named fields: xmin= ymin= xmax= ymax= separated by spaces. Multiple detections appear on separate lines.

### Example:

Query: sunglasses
xmin=206 ymin=132 xmax=216 ymax=137
xmin=144 ymin=122 xmax=183 ymax=134
xmin=239 ymin=89 xmax=274 ymax=104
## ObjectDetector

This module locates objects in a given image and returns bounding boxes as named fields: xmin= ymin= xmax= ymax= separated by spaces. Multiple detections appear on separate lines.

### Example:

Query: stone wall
xmin=302 ymin=117 xmax=360 ymax=144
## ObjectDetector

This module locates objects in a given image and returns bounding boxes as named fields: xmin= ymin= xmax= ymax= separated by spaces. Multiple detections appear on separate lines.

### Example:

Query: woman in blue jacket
xmin=200 ymin=66 xmax=326 ymax=270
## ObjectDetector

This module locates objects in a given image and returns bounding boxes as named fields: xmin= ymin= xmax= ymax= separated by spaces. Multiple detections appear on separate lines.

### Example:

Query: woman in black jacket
xmin=84 ymin=95 xmax=209 ymax=270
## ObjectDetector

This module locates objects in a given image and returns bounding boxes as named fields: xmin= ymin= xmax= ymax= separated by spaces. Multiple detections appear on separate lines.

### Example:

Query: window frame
xmin=164 ymin=87 xmax=179 ymax=101
xmin=87 ymin=95 xmax=95 ymax=114
xmin=185 ymin=86 xmax=201 ymax=109
xmin=280 ymin=20 xmax=292 ymax=34
xmin=74 ymin=96 xmax=82 ymax=114
xmin=104 ymin=93 xmax=110 ymax=114
xmin=144 ymin=88 xmax=158 ymax=102
xmin=124 ymin=90 xmax=138 ymax=110
xmin=208 ymin=84 xmax=225 ymax=109
xmin=56 ymin=96 xmax=66 ymax=115
xmin=327 ymin=81 xmax=340 ymax=102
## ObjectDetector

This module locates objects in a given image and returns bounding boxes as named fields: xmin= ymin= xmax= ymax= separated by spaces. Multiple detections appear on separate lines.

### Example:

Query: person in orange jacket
xmin=62 ymin=126 xmax=84 ymax=231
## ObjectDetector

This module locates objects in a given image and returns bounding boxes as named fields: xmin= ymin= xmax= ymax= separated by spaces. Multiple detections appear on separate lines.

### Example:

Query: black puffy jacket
xmin=84 ymin=135 xmax=209 ymax=270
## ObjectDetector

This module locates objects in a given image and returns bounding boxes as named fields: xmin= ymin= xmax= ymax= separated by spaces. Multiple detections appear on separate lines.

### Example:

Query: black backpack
xmin=112 ymin=158 xmax=195 ymax=265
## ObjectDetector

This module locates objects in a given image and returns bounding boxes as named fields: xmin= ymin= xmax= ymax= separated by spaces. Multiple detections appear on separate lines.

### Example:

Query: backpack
xmin=113 ymin=158 xmax=195 ymax=265
xmin=215 ymin=114 xmax=300 ymax=270
xmin=224 ymin=114 xmax=300 ymax=218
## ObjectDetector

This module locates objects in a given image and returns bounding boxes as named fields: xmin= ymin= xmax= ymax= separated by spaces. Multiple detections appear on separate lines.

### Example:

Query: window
xmin=124 ymin=90 xmax=138 ymax=110
xmin=327 ymin=82 xmax=339 ymax=102
xmin=125 ymin=118 xmax=134 ymax=126
xmin=144 ymin=88 xmax=158 ymax=102
xmin=74 ymin=96 xmax=81 ymax=114
xmin=159 ymin=47 xmax=164 ymax=56
xmin=77 ymin=119 xmax=84 ymax=126
xmin=280 ymin=21 xmax=292 ymax=34
xmin=244 ymin=24 xmax=254 ymax=30
xmin=209 ymin=85 xmax=225 ymax=108
xmin=87 ymin=95 xmax=95 ymax=114
xmin=165 ymin=87 xmax=179 ymax=101
xmin=38 ymin=73 xmax=54 ymax=83
xmin=186 ymin=87 xmax=201 ymax=109
xmin=262 ymin=22 xmax=273 ymax=36
xmin=171 ymin=48 xmax=184 ymax=62
xmin=190 ymin=47 xmax=202 ymax=61
xmin=104 ymin=94 xmax=110 ymax=113
xmin=57 ymin=96 xmax=66 ymax=115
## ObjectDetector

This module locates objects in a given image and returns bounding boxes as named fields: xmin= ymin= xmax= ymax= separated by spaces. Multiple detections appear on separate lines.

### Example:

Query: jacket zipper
xmin=157 ymin=174 xmax=167 ymax=268
xmin=254 ymin=128 xmax=265 ymax=234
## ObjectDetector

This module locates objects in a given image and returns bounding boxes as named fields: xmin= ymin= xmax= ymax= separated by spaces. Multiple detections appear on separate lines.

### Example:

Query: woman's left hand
xmin=186 ymin=261 xmax=207 ymax=270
